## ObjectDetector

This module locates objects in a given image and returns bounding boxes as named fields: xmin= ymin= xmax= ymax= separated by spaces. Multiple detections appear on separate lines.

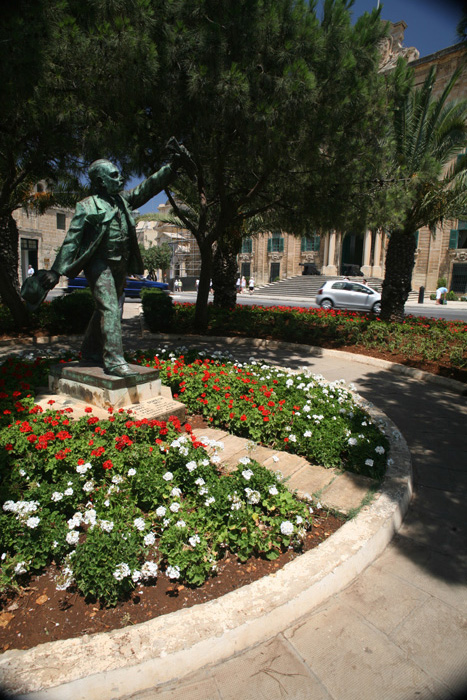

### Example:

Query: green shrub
xmin=141 ymin=289 xmax=174 ymax=332
xmin=437 ymin=277 xmax=447 ymax=288
xmin=0 ymin=305 xmax=17 ymax=335
xmin=47 ymin=290 xmax=95 ymax=334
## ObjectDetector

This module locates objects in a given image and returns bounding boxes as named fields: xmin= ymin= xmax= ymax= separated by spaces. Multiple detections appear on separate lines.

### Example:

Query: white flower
xmin=272 ymin=455 xmax=280 ymax=462
xmin=19 ymin=469 xmax=26 ymax=477
xmin=76 ymin=462 xmax=91 ymax=474
xmin=289 ymin=434 xmax=297 ymax=443
xmin=166 ymin=565 xmax=181 ymax=579
xmin=296 ymin=516 xmax=303 ymax=524
xmin=238 ymin=456 xmax=251 ymax=465
xmin=66 ymin=531 xmax=79 ymax=545
xmin=83 ymin=509 xmax=97 ymax=526
xmin=348 ymin=438 xmax=357 ymax=446
xmin=204 ymin=496 xmax=216 ymax=506
xmin=375 ymin=445 xmax=385 ymax=454
xmin=304 ymin=431 xmax=312 ymax=438
xmin=82 ymin=480 xmax=94 ymax=493
xmin=211 ymin=455 xmax=221 ymax=464
xmin=245 ymin=488 xmax=260 ymax=505
xmin=14 ymin=561 xmax=27 ymax=575
xmin=242 ymin=469 xmax=253 ymax=481
xmin=156 ymin=506 xmax=167 ymax=517
xmin=64 ymin=487 xmax=73 ymax=496
xmin=176 ymin=520 xmax=186 ymax=528
xmin=132 ymin=570 xmax=142 ymax=583
xmin=199 ymin=486 xmax=209 ymax=495
xmin=99 ymin=520 xmax=114 ymax=532
xmin=280 ymin=521 xmax=294 ymax=536
xmin=111 ymin=475 xmax=123 ymax=485
xmin=189 ymin=534 xmax=201 ymax=547
xmin=127 ymin=468 xmax=136 ymax=476
xmin=169 ymin=502 xmax=180 ymax=513
xmin=141 ymin=561 xmax=158 ymax=579
xmin=186 ymin=461 xmax=197 ymax=472
xmin=143 ymin=532 xmax=156 ymax=546
xmin=171 ymin=487 xmax=182 ymax=498
xmin=67 ymin=513 xmax=83 ymax=529
xmin=163 ymin=471 xmax=174 ymax=481
xmin=134 ymin=517 xmax=146 ymax=531
xmin=51 ymin=492 xmax=64 ymax=502
xmin=26 ymin=516 xmax=40 ymax=529
xmin=195 ymin=477 xmax=205 ymax=486
xmin=113 ymin=563 xmax=131 ymax=581
xmin=268 ymin=486 xmax=278 ymax=496
xmin=365 ymin=458 xmax=374 ymax=467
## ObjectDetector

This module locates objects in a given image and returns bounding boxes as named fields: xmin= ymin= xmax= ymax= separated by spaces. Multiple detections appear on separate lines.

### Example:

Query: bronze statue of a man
xmin=37 ymin=143 xmax=193 ymax=377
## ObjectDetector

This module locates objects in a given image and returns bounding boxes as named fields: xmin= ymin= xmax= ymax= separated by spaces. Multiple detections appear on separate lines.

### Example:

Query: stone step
xmin=193 ymin=428 xmax=377 ymax=515
xmin=251 ymin=275 xmax=383 ymax=298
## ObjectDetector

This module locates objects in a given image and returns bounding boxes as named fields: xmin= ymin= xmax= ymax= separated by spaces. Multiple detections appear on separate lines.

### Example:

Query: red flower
xmin=103 ymin=460 xmax=113 ymax=470
xmin=84 ymin=407 xmax=93 ymax=413
xmin=240 ymin=414 xmax=247 ymax=421
xmin=5 ymin=443 xmax=13 ymax=451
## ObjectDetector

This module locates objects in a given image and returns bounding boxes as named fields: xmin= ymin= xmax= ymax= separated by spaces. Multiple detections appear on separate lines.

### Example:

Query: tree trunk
xmin=0 ymin=214 xmax=30 ymax=328
xmin=194 ymin=242 xmax=213 ymax=330
xmin=212 ymin=232 xmax=241 ymax=309
xmin=380 ymin=229 xmax=417 ymax=323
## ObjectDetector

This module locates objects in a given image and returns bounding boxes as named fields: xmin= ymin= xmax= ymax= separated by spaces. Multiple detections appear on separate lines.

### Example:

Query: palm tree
xmin=380 ymin=62 xmax=467 ymax=322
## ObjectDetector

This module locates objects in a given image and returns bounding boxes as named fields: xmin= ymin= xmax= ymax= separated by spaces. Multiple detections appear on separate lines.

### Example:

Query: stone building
xmin=239 ymin=22 xmax=467 ymax=293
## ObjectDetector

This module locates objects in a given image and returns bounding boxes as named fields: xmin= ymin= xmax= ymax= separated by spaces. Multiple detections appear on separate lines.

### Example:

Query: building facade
xmin=238 ymin=24 xmax=467 ymax=293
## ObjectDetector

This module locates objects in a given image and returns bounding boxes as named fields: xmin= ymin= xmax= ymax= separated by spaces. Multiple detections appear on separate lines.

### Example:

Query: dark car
xmin=66 ymin=275 xmax=169 ymax=298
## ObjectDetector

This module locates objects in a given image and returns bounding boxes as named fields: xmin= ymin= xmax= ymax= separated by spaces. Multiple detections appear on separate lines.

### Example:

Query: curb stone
xmin=0 ymin=401 xmax=412 ymax=699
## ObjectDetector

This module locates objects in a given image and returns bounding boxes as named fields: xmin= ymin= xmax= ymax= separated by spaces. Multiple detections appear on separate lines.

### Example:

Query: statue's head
xmin=88 ymin=159 xmax=123 ymax=195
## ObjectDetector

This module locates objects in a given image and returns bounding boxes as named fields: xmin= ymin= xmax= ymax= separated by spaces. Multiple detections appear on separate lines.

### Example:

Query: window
xmin=241 ymin=237 xmax=252 ymax=254
xmin=450 ymin=227 xmax=467 ymax=249
xmin=267 ymin=233 xmax=284 ymax=253
xmin=56 ymin=213 xmax=66 ymax=230
xmin=301 ymin=234 xmax=320 ymax=252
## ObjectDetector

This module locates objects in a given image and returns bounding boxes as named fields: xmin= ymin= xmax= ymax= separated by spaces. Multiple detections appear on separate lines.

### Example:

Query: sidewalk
xmin=1 ymin=335 xmax=466 ymax=700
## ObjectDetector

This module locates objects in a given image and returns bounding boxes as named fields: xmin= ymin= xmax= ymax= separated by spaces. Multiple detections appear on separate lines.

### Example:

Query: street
xmin=46 ymin=288 xmax=467 ymax=322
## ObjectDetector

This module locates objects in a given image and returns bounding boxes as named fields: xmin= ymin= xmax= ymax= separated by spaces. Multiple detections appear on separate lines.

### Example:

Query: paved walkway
xmin=1 ymin=333 xmax=466 ymax=700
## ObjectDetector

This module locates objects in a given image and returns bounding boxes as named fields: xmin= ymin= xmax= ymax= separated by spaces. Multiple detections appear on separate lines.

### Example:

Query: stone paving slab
xmin=320 ymin=471 xmax=376 ymax=514
xmin=193 ymin=428 xmax=375 ymax=514
xmin=283 ymin=602 xmax=450 ymax=700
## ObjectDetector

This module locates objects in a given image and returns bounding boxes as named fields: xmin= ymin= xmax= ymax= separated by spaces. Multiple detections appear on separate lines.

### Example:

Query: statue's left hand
xmin=37 ymin=269 xmax=60 ymax=290
xmin=165 ymin=137 xmax=197 ymax=181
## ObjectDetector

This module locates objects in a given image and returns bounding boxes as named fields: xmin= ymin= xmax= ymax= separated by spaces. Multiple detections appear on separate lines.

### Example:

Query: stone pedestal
xmin=45 ymin=362 xmax=185 ymax=422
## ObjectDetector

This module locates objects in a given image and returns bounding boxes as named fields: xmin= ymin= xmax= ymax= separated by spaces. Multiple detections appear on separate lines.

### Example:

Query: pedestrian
xmin=249 ymin=277 xmax=255 ymax=293
xmin=196 ymin=279 xmax=199 ymax=291
xmin=27 ymin=264 xmax=34 ymax=276
xmin=236 ymin=277 xmax=241 ymax=293
xmin=178 ymin=278 xmax=183 ymax=292
xmin=241 ymin=276 xmax=247 ymax=293
xmin=362 ymin=279 xmax=368 ymax=286
xmin=436 ymin=286 xmax=448 ymax=305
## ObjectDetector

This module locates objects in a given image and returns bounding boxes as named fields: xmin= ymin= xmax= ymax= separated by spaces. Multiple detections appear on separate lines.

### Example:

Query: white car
xmin=315 ymin=280 xmax=381 ymax=314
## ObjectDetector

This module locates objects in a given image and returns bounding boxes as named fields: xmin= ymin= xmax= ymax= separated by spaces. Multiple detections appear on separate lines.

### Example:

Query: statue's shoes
xmin=105 ymin=364 xmax=139 ymax=378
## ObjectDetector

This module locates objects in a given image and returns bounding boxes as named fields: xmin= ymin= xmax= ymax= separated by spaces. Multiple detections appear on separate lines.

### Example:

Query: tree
xmin=380 ymin=61 xmax=467 ymax=322
xmin=127 ymin=0 xmax=389 ymax=328
xmin=0 ymin=0 xmax=157 ymax=327
xmin=139 ymin=242 xmax=172 ymax=279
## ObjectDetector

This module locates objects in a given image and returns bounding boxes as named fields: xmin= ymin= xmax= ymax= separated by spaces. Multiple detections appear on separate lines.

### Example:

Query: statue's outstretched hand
xmin=165 ymin=137 xmax=197 ymax=182
xmin=37 ymin=269 xmax=60 ymax=290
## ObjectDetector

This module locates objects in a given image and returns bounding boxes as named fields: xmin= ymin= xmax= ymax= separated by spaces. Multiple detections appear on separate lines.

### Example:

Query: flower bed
xmin=0 ymin=349 xmax=389 ymax=608
xmin=167 ymin=303 xmax=467 ymax=372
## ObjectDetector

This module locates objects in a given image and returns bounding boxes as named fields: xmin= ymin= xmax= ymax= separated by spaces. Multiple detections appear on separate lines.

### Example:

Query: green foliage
xmin=437 ymin=277 xmax=447 ymax=288
xmin=141 ymin=289 xmax=174 ymax=332
xmin=139 ymin=243 xmax=173 ymax=278
xmin=46 ymin=290 xmax=95 ymax=335
xmin=0 ymin=371 xmax=316 ymax=605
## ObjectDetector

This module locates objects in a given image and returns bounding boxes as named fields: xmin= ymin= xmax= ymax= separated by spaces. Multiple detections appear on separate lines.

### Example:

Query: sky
xmin=132 ymin=0 xmax=465 ymax=214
